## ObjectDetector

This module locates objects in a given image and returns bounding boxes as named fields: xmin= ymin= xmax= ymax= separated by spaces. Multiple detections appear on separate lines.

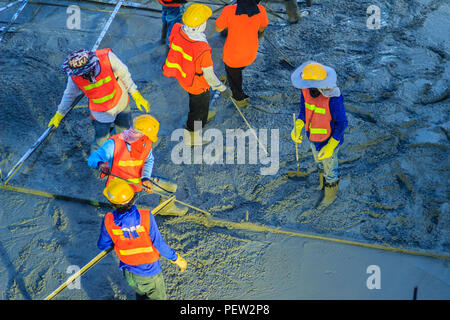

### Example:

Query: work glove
xmin=291 ymin=118 xmax=304 ymax=143
xmin=142 ymin=178 xmax=153 ymax=194
xmin=131 ymin=90 xmax=150 ymax=113
xmin=48 ymin=111 xmax=64 ymax=128
xmin=98 ymin=162 xmax=111 ymax=176
xmin=171 ymin=253 xmax=187 ymax=273
xmin=318 ymin=137 xmax=340 ymax=160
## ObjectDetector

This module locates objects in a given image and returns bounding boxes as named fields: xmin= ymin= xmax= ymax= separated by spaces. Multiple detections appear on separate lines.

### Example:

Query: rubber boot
xmin=316 ymin=169 xmax=324 ymax=190
xmin=318 ymin=180 xmax=339 ymax=208
xmin=183 ymin=128 xmax=210 ymax=146
xmin=231 ymin=96 xmax=250 ymax=108
xmin=284 ymin=0 xmax=301 ymax=24
xmin=207 ymin=109 xmax=217 ymax=123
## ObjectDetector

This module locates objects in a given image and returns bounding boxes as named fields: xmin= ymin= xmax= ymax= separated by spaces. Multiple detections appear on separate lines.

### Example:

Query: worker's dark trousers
xmin=90 ymin=104 xmax=131 ymax=153
xmin=225 ymin=64 xmax=247 ymax=101
xmin=186 ymin=89 xmax=210 ymax=132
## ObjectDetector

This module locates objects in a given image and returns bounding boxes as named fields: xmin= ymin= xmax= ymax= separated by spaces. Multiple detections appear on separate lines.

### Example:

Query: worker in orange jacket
xmin=215 ymin=0 xmax=268 ymax=108
xmin=163 ymin=4 xmax=230 ymax=146
xmin=88 ymin=114 xmax=188 ymax=216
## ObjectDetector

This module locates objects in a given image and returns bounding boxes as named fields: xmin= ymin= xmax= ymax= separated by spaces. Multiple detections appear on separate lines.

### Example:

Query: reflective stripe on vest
xmin=305 ymin=102 xmax=326 ymax=115
xmin=83 ymin=76 xmax=112 ymax=90
xmin=309 ymin=125 xmax=328 ymax=135
xmin=106 ymin=134 xmax=152 ymax=193
xmin=118 ymin=160 xmax=144 ymax=167
xmin=71 ymin=48 xmax=122 ymax=112
xmin=164 ymin=59 xmax=187 ymax=78
xmin=91 ymin=89 xmax=116 ymax=104
xmin=170 ymin=43 xmax=193 ymax=61
xmin=302 ymin=88 xmax=332 ymax=142
xmin=119 ymin=247 xmax=155 ymax=256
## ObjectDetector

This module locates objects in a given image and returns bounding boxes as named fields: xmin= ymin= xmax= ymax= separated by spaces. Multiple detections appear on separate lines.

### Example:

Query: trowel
xmin=287 ymin=113 xmax=309 ymax=178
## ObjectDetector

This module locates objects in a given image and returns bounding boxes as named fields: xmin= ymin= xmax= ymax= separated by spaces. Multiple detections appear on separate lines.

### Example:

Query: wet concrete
xmin=0 ymin=0 xmax=448 ymax=299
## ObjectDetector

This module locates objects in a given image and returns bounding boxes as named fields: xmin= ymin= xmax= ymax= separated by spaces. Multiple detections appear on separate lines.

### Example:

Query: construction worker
xmin=157 ymin=0 xmax=186 ymax=46
xmin=88 ymin=114 xmax=188 ymax=216
xmin=48 ymin=48 xmax=150 ymax=153
xmin=215 ymin=0 xmax=268 ymax=108
xmin=290 ymin=61 xmax=348 ymax=208
xmin=162 ymin=4 xmax=229 ymax=146
xmin=98 ymin=180 xmax=187 ymax=300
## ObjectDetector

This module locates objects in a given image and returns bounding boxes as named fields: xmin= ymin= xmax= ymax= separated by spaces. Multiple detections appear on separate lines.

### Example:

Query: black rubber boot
xmin=284 ymin=0 xmax=301 ymax=24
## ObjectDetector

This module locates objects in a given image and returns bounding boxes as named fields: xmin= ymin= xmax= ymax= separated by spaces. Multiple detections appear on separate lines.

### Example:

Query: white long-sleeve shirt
xmin=57 ymin=51 xmax=138 ymax=123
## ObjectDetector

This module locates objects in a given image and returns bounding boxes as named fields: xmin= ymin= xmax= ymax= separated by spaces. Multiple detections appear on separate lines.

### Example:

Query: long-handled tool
xmin=0 ymin=0 xmax=28 ymax=43
xmin=230 ymin=99 xmax=269 ymax=157
xmin=287 ymin=113 xmax=308 ymax=178
xmin=0 ymin=0 xmax=22 ymax=14
xmin=43 ymin=195 xmax=175 ymax=300
xmin=108 ymin=173 xmax=212 ymax=217
xmin=2 ymin=0 xmax=124 ymax=185
xmin=264 ymin=35 xmax=295 ymax=69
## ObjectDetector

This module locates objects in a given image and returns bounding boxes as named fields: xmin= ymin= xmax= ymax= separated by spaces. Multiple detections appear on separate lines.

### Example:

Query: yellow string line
xmin=166 ymin=215 xmax=450 ymax=260
xmin=1 ymin=183 xmax=448 ymax=260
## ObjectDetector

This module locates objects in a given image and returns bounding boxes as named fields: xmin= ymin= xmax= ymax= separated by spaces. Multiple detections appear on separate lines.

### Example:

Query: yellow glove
xmin=48 ymin=111 xmax=64 ymax=128
xmin=318 ymin=137 xmax=340 ymax=160
xmin=171 ymin=253 xmax=187 ymax=273
xmin=131 ymin=91 xmax=150 ymax=113
xmin=291 ymin=119 xmax=304 ymax=143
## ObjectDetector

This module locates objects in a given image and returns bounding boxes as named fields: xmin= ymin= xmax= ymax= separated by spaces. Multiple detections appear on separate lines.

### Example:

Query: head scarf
xmin=236 ymin=0 xmax=260 ymax=17
xmin=61 ymin=49 xmax=99 ymax=78
xmin=120 ymin=128 xmax=144 ymax=144
xmin=120 ymin=128 xmax=149 ymax=159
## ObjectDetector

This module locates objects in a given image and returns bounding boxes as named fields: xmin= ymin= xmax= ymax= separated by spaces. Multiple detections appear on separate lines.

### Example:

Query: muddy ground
xmin=0 ymin=0 xmax=448 ymax=300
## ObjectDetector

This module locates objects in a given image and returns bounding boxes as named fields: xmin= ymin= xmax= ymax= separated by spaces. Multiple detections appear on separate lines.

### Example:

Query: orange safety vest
xmin=302 ymin=88 xmax=332 ymax=142
xmin=72 ymin=48 xmax=123 ymax=112
xmin=162 ymin=23 xmax=211 ymax=87
xmin=106 ymin=134 xmax=153 ymax=193
xmin=104 ymin=209 xmax=160 ymax=265
xmin=157 ymin=0 xmax=183 ymax=7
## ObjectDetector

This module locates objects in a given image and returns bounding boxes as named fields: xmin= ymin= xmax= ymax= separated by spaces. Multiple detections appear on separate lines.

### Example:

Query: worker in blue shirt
xmin=88 ymin=115 xmax=188 ymax=216
xmin=291 ymin=61 xmax=348 ymax=208
xmin=98 ymin=179 xmax=187 ymax=300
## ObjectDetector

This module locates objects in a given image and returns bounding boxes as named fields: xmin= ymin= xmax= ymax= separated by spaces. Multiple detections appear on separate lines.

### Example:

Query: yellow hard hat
xmin=182 ymin=4 xmax=212 ymax=28
xmin=103 ymin=180 xmax=135 ymax=205
xmin=301 ymin=63 xmax=327 ymax=81
xmin=133 ymin=114 xmax=159 ymax=143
